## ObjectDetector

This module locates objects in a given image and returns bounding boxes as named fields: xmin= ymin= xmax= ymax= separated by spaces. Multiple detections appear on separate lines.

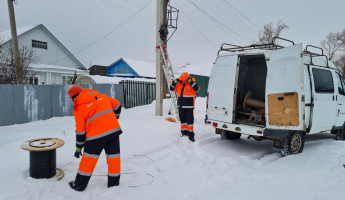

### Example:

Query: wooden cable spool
xmin=21 ymin=138 xmax=64 ymax=180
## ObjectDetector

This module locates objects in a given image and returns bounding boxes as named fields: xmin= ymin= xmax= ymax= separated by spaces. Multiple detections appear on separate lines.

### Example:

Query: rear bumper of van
xmin=205 ymin=119 xmax=265 ymax=137
xmin=206 ymin=119 xmax=291 ymax=139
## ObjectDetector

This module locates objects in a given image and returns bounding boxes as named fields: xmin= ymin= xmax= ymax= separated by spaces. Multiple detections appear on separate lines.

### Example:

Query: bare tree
xmin=321 ymin=29 xmax=345 ymax=61
xmin=0 ymin=45 xmax=38 ymax=84
xmin=320 ymin=28 xmax=345 ymax=77
xmin=258 ymin=20 xmax=289 ymax=44
xmin=334 ymin=54 xmax=345 ymax=78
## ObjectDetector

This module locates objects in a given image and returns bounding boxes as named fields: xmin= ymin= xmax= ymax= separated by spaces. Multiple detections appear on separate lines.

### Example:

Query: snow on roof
xmin=176 ymin=62 xmax=214 ymax=77
xmin=32 ymin=64 xmax=87 ymax=72
xmin=107 ymin=73 xmax=137 ymax=77
xmin=123 ymin=58 xmax=156 ymax=78
xmin=77 ymin=75 xmax=156 ymax=84
xmin=0 ymin=26 xmax=35 ymax=44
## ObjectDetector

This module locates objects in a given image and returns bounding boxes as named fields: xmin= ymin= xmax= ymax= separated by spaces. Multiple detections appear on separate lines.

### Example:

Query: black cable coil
xmin=29 ymin=150 xmax=56 ymax=179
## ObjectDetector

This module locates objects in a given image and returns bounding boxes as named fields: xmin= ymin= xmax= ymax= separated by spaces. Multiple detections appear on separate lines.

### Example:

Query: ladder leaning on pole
xmin=159 ymin=44 xmax=179 ymax=120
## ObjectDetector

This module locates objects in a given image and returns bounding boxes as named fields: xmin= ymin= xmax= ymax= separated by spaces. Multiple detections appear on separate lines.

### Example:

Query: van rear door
xmin=207 ymin=55 xmax=238 ymax=123
xmin=266 ymin=44 xmax=305 ymax=130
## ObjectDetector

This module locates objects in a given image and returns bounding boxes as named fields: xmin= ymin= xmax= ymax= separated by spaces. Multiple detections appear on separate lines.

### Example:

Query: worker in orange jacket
xmin=67 ymin=85 xmax=122 ymax=191
xmin=170 ymin=72 xmax=199 ymax=142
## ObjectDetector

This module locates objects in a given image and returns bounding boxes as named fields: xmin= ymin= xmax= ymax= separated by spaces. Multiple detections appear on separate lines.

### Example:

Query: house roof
xmin=0 ymin=26 xmax=34 ymax=44
xmin=176 ymin=62 xmax=214 ymax=77
xmin=108 ymin=58 xmax=156 ymax=78
xmin=123 ymin=58 xmax=156 ymax=78
xmin=31 ymin=63 xmax=88 ymax=74
xmin=0 ymin=24 xmax=87 ymax=71
xmin=76 ymin=75 xmax=156 ymax=84
xmin=88 ymin=65 xmax=107 ymax=70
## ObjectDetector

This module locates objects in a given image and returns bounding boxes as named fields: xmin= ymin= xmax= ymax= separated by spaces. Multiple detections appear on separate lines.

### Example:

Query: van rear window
xmin=312 ymin=68 xmax=334 ymax=93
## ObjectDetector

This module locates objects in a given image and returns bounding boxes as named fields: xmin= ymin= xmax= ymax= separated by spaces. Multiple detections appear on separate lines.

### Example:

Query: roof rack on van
xmin=303 ymin=45 xmax=329 ymax=68
xmin=217 ymin=37 xmax=295 ymax=55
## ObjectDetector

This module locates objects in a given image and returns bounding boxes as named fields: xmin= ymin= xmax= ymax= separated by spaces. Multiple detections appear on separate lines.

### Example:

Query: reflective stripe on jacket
xmin=170 ymin=78 xmax=199 ymax=109
xmin=73 ymin=89 xmax=122 ymax=148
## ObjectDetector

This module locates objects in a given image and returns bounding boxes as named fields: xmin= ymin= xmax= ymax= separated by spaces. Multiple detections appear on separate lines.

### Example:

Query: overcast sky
xmin=1 ymin=0 xmax=345 ymax=68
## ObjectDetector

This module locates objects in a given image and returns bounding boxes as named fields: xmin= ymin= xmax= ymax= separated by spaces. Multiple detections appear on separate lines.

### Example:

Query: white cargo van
xmin=205 ymin=38 xmax=345 ymax=155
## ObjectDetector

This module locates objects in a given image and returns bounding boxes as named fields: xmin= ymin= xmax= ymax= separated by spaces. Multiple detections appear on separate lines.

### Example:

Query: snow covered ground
xmin=1 ymin=98 xmax=345 ymax=200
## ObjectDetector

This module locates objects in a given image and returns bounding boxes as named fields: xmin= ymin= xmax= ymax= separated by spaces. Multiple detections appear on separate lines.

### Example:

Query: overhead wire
xmin=97 ymin=0 xmax=154 ymax=25
xmin=98 ymin=0 xmax=154 ymax=23
xmin=117 ymin=0 xmax=210 ymax=43
xmin=49 ymin=0 xmax=153 ymax=65
xmin=118 ymin=0 xmax=154 ymax=18
xmin=172 ymin=0 xmax=218 ymax=49
xmin=187 ymin=0 xmax=247 ymax=44
xmin=222 ymin=0 xmax=261 ymax=30
xmin=98 ymin=0 xmax=132 ymax=15
xmin=122 ymin=0 xmax=215 ymax=46
xmin=210 ymin=1 xmax=258 ymax=39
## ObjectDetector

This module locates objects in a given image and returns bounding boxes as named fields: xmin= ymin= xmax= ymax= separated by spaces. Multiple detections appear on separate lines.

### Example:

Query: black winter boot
xmin=181 ymin=130 xmax=188 ymax=137
xmin=188 ymin=132 xmax=195 ymax=142
xmin=69 ymin=181 xmax=86 ymax=192
xmin=108 ymin=176 xmax=120 ymax=188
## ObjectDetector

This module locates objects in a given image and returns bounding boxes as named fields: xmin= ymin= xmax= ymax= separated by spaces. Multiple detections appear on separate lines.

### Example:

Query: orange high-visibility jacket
xmin=170 ymin=77 xmax=199 ymax=109
xmin=73 ymin=88 xmax=122 ymax=148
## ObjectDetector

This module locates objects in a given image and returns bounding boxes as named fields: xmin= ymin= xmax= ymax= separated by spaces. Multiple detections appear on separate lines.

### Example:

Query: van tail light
xmin=206 ymin=92 xmax=209 ymax=109
xmin=257 ymin=130 xmax=263 ymax=134
xmin=213 ymin=122 xmax=218 ymax=128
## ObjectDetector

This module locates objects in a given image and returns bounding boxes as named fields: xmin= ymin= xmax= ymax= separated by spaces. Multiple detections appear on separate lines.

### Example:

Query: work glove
xmin=173 ymin=79 xmax=179 ymax=85
xmin=74 ymin=147 xmax=82 ymax=158
xmin=187 ymin=77 xmax=193 ymax=83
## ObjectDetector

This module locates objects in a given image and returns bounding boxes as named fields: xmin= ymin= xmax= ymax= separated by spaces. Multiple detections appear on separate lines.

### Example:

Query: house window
xmin=62 ymin=75 xmax=74 ymax=84
xmin=32 ymin=40 xmax=48 ymax=50
xmin=29 ymin=77 xmax=39 ymax=85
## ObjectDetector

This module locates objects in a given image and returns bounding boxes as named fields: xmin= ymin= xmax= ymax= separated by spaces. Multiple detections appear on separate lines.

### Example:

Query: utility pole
xmin=155 ymin=0 xmax=168 ymax=116
xmin=7 ymin=0 xmax=22 ymax=84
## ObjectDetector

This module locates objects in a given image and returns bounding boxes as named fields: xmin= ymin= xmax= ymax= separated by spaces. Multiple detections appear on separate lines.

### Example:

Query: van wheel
xmin=215 ymin=128 xmax=222 ymax=134
xmin=335 ymin=129 xmax=345 ymax=141
xmin=221 ymin=130 xmax=241 ymax=140
xmin=281 ymin=131 xmax=305 ymax=156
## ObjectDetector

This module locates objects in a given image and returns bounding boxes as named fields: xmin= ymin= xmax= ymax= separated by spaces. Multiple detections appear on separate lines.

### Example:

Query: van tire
xmin=221 ymin=130 xmax=241 ymax=140
xmin=335 ymin=129 xmax=345 ymax=141
xmin=281 ymin=131 xmax=305 ymax=156
xmin=215 ymin=128 xmax=223 ymax=134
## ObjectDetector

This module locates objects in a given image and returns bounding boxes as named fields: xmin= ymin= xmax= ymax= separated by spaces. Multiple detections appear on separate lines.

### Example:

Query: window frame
xmin=62 ymin=75 xmax=74 ymax=85
xmin=32 ymin=40 xmax=48 ymax=50
xmin=29 ymin=76 xmax=39 ymax=85
xmin=312 ymin=68 xmax=334 ymax=94
xmin=335 ymin=72 xmax=345 ymax=96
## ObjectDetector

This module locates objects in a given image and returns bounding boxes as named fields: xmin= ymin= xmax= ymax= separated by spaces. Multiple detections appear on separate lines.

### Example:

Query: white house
xmin=0 ymin=24 xmax=87 ymax=84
